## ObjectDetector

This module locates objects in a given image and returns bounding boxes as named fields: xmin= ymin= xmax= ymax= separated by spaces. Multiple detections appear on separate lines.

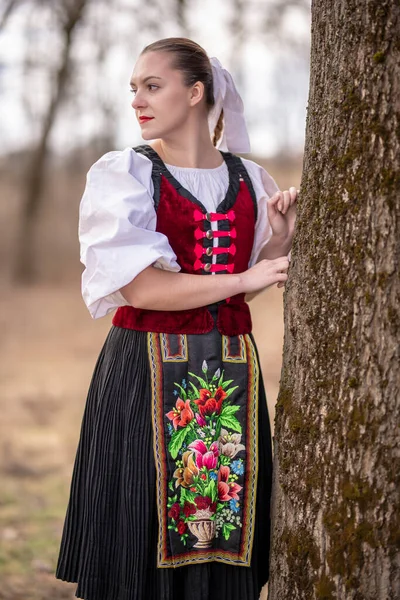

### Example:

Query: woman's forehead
xmin=131 ymin=51 xmax=176 ymax=83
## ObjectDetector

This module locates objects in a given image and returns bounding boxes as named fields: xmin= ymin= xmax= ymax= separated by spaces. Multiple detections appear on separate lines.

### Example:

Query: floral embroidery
xmin=165 ymin=361 xmax=245 ymax=548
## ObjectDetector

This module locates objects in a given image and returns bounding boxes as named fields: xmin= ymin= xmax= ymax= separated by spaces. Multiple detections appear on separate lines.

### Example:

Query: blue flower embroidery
xmin=231 ymin=459 xmax=244 ymax=475
xmin=181 ymin=378 xmax=187 ymax=388
xmin=209 ymin=472 xmax=218 ymax=481
xmin=167 ymin=423 xmax=174 ymax=436
xmin=173 ymin=389 xmax=179 ymax=396
xmin=230 ymin=499 xmax=240 ymax=513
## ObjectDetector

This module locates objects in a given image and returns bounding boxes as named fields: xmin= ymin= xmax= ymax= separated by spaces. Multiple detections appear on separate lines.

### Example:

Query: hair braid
xmin=212 ymin=109 xmax=224 ymax=147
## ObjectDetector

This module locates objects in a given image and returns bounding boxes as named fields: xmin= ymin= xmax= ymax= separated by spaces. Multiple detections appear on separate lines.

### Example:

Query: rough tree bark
xmin=268 ymin=1 xmax=399 ymax=599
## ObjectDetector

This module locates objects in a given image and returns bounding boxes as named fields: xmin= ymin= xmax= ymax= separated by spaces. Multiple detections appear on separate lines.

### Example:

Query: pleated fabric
xmin=56 ymin=324 xmax=273 ymax=600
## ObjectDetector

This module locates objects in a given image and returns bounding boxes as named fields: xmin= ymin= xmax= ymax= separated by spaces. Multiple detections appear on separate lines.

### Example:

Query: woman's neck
xmin=150 ymin=123 xmax=223 ymax=169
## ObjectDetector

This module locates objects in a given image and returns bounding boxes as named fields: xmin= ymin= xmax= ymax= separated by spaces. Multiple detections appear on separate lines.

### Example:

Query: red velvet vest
xmin=112 ymin=145 xmax=258 ymax=336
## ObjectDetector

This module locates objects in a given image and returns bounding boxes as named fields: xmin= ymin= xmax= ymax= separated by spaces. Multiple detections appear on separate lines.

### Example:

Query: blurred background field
xmin=0 ymin=1 xmax=309 ymax=598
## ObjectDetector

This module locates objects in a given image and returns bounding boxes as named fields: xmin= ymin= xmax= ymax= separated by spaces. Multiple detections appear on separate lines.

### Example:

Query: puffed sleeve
xmin=79 ymin=147 xmax=181 ymax=319
xmin=240 ymin=158 xmax=281 ymax=267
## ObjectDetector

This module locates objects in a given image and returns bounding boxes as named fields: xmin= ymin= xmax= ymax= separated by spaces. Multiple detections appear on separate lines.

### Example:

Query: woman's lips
xmin=139 ymin=117 xmax=154 ymax=123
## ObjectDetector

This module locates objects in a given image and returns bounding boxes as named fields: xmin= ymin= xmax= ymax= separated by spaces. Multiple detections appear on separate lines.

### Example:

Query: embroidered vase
xmin=188 ymin=517 xmax=216 ymax=549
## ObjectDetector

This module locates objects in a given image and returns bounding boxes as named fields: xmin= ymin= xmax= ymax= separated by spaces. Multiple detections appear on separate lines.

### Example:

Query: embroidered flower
xmin=173 ymin=451 xmax=199 ymax=488
xmin=194 ymin=496 xmax=212 ymax=510
xmin=218 ymin=429 xmax=245 ymax=458
xmin=230 ymin=499 xmax=240 ymax=513
xmin=168 ymin=502 xmax=181 ymax=520
xmin=166 ymin=398 xmax=194 ymax=430
xmin=194 ymin=387 xmax=227 ymax=417
xmin=209 ymin=472 xmax=218 ymax=481
xmin=183 ymin=501 xmax=197 ymax=517
xmin=217 ymin=465 xmax=242 ymax=501
xmin=231 ymin=459 xmax=244 ymax=475
xmin=177 ymin=520 xmax=187 ymax=535
xmin=195 ymin=413 xmax=206 ymax=427
xmin=188 ymin=439 xmax=219 ymax=469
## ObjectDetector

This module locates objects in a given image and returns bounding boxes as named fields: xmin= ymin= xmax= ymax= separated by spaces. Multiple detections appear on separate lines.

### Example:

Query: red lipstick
xmin=139 ymin=116 xmax=154 ymax=123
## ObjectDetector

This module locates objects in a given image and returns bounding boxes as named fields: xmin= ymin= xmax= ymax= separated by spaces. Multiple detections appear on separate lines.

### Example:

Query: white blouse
xmin=79 ymin=146 xmax=280 ymax=319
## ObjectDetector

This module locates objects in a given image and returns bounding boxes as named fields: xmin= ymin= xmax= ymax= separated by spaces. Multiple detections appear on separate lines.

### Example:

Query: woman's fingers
xmin=271 ymin=187 xmax=298 ymax=213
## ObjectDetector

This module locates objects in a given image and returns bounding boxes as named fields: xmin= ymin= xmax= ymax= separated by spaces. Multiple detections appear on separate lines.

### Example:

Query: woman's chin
xmin=140 ymin=128 xmax=159 ymax=141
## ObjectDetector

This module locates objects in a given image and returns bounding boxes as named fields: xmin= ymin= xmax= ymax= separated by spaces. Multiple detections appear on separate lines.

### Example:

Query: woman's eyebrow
xmin=130 ymin=76 xmax=163 ymax=86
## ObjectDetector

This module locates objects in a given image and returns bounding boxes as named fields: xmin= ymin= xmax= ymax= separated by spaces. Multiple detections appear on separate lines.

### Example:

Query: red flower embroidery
xmin=183 ymin=501 xmax=197 ymax=517
xmin=166 ymin=398 xmax=194 ymax=430
xmin=168 ymin=502 xmax=181 ymax=520
xmin=194 ymin=496 xmax=212 ymax=510
xmin=194 ymin=387 xmax=227 ymax=417
xmin=217 ymin=465 xmax=242 ymax=501
xmin=177 ymin=520 xmax=187 ymax=535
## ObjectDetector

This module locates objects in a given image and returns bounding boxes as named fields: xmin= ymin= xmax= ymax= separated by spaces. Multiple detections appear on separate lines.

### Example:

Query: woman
xmin=56 ymin=37 xmax=297 ymax=600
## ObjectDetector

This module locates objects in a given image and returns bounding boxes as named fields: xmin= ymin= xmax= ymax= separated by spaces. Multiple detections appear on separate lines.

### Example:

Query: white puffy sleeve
xmin=79 ymin=146 xmax=181 ymax=319
xmin=240 ymin=157 xmax=281 ymax=267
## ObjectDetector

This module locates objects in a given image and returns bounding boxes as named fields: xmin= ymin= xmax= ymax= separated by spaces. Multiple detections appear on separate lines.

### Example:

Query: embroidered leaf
xmin=222 ymin=523 xmax=236 ymax=541
xmin=203 ymin=479 xmax=217 ymax=501
xmin=188 ymin=371 xmax=209 ymax=389
xmin=180 ymin=487 xmax=197 ymax=504
xmin=168 ymin=428 xmax=190 ymax=459
xmin=168 ymin=480 xmax=175 ymax=492
xmin=225 ymin=385 xmax=239 ymax=398
xmin=174 ymin=383 xmax=187 ymax=400
xmin=217 ymin=369 xmax=225 ymax=387
xmin=219 ymin=413 xmax=242 ymax=434
xmin=220 ymin=405 xmax=240 ymax=418
xmin=219 ymin=455 xmax=231 ymax=466
xmin=221 ymin=379 xmax=234 ymax=389
xmin=188 ymin=382 xmax=200 ymax=398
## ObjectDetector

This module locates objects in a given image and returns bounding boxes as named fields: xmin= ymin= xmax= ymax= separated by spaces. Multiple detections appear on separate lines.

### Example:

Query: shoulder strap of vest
xmin=220 ymin=152 xmax=258 ymax=222
xmin=132 ymin=144 xmax=162 ymax=211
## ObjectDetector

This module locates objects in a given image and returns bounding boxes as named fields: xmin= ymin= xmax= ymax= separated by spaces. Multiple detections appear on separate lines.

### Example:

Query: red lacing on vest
xmin=193 ymin=208 xmax=236 ymax=223
xmin=193 ymin=260 xmax=235 ymax=273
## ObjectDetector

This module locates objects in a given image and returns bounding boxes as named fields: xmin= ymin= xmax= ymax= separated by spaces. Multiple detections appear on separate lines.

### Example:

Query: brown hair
xmin=141 ymin=37 xmax=224 ymax=147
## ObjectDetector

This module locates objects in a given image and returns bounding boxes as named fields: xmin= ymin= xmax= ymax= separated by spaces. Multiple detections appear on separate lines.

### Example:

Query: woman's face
xmin=130 ymin=51 xmax=197 ymax=140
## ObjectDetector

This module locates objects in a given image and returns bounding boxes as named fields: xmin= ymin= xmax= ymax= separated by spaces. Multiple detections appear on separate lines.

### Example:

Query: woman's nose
xmin=131 ymin=93 xmax=147 ymax=110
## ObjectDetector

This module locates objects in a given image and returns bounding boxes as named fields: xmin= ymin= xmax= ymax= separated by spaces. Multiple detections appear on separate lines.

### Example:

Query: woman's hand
xmin=240 ymin=256 xmax=290 ymax=294
xmin=267 ymin=186 xmax=298 ymax=240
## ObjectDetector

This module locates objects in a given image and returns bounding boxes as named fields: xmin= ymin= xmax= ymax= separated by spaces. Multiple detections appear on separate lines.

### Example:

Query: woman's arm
xmin=120 ymin=256 xmax=289 ymax=311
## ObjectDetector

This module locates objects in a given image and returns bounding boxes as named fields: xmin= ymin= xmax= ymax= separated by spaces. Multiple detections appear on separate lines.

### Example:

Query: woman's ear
xmin=190 ymin=81 xmax=205 ymax=107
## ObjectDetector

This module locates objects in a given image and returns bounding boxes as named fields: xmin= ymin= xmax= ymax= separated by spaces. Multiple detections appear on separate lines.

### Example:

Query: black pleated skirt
xmin=55 ymin=321 xmax=273 ymax=600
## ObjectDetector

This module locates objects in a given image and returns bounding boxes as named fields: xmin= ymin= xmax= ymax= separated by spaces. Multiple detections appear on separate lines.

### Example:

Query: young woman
xmin=56 ymin=37 xmax=297 ymax=600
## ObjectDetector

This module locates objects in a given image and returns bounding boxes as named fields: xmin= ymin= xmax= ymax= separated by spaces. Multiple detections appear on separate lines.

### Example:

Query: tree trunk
xmin=14 ymin=0 xmax=88 ymax=282
xmin=268 ymin=1 xmax=400 ymax=599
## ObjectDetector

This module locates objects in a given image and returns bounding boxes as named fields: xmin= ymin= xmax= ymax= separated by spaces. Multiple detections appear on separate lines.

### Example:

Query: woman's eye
xmin=148 ymin=84 xmax=159 ymax=91
xmin=129 ymin=88 xmax=137 ymax=95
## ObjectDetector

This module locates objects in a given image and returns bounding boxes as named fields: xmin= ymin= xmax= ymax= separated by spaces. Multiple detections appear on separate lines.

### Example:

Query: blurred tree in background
xmin=0 ymin=0 xmax=310 ymax=282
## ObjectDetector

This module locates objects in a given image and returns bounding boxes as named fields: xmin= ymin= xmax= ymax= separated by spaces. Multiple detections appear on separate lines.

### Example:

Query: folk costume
xmin=56 ymin=58 xmax=279 ymax=600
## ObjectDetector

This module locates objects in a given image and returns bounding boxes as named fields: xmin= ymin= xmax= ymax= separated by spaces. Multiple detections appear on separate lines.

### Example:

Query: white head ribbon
xmin=207 ymin=57 xmax=251 ymax=154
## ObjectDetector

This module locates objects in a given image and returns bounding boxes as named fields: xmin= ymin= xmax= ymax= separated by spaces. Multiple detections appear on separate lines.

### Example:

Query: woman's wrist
xmin=257 ymin=233 xmax=292 ymax=261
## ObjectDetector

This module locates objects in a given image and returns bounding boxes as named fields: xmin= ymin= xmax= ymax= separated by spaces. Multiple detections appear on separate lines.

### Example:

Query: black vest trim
xmin=131 ymin=144 xmax=258 ymax=222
